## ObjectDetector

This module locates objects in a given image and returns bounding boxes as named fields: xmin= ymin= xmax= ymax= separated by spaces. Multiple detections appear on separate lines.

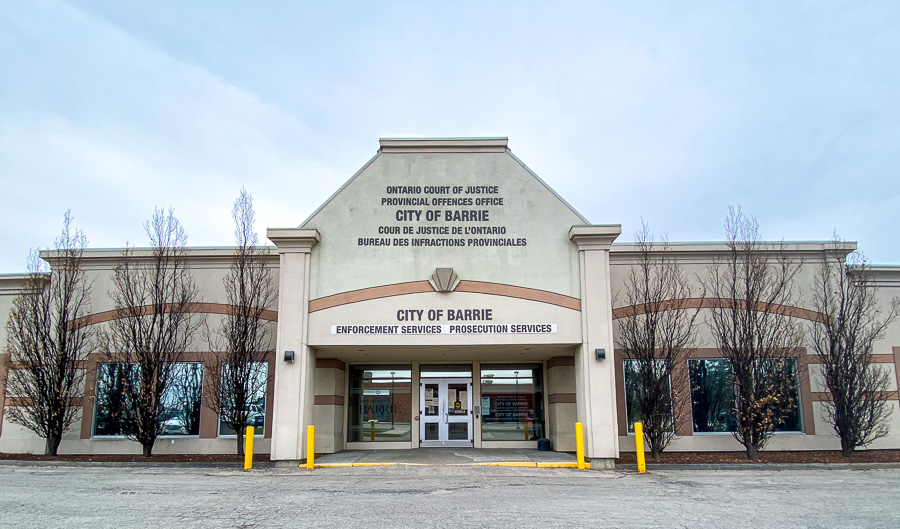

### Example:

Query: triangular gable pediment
xmin=302 ymin=138 xmax=587 ymax=299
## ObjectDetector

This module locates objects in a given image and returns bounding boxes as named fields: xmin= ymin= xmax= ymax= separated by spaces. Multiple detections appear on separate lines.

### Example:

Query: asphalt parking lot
xmin=0 ymin=463 xmax=897 ymax=528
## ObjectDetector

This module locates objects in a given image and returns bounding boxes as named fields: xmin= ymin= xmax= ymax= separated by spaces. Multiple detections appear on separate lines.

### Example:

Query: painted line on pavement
xmin=311 ymin=461 xmax=592 ymax=469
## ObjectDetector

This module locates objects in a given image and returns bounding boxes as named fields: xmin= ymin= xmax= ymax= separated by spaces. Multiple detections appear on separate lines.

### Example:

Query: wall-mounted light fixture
xmin=595 ymin=348 xmax=606 ymax=360
xmin=284 ymin=350 xmax=295 ymax=362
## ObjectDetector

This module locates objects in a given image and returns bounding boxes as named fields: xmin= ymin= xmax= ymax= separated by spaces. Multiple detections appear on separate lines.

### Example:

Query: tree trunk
xmin=142 ymin=443 xmax=153 ymax=457
xmin=841 ymin=438 xmax=856 ymax=458
xmin=746 ymin=444 xmax=759 ymax=461
xmin=45 ymin=435 xmax=62 ymax=456
xmin=650 ymin=442 xmax=661 ymax=459
xmin=236 ymin=429 xmax=244 ymax=456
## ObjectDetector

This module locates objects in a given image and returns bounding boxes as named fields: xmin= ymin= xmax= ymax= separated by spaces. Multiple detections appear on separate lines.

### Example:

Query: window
xmin=347 ymin=366 xmax=412 ymax=442
xmin=689 ymin=359 xmax=737 ymax=433
xmin=160 ymin=363 xmax=203 ymax=436
xmin=688 ymin=357 xmax=802 ymax=433
xmin=93 ymin=362 xmax=204 ymax=437
xmin=218 ymin=362 xmax=268 ymax=436
xmin=93 ymin=363 xmax=138 ymax=436
xmin=623 ymin=359 xmax=674 ymax=434
xmin=769 ymin=358 xmax=802 ymax=432
xmin=480 ymin=365 xmax=544 ymax=441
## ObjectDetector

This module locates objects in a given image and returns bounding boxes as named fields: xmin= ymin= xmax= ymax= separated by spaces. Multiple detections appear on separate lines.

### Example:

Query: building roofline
xmin=378 ymin=137 xmax=508 ymax=153
xmin=507 ymin=149 xmax=590 ymax=224
xmin=609 ymin=240 xmax=858 ymax=261
xmin=300 ymin=151 xmax=382 ymax=228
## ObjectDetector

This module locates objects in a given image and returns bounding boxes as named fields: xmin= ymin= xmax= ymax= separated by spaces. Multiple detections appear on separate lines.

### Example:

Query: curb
xmin=0 ymin=459 xmax=274 ymax=469
xmin=615 ymin=462 xmax=900 ymax=471
xmin=0 ymin=459 xmax=590 ymax=470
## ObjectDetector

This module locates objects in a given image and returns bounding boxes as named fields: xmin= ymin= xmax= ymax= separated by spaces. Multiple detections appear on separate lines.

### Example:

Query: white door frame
xmin=419 ymin=378 xmax=473 ymax=447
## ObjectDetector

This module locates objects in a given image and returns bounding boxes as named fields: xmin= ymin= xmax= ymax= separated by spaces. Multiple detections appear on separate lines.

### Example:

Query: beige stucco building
xmin=2 ymin=137 xmax=899 ymax=465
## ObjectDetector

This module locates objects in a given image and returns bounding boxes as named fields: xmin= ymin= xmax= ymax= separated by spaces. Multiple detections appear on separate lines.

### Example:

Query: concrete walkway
xmin=313 ymin=448 xmax=586 ymax=468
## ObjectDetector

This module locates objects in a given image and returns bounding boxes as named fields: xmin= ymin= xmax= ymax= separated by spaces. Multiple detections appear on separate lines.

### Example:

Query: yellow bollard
xmin=575 ymin=422 xmax=585 ymax=470
xmin=306 ymin=425 xmax=315 ymax=470
xmin=634 ymin=422 xmax=646 ymax=474
xmin=369 ymin=419 xmax=377 ymax=441
xmin=244 ymin=426 xmax=255 ymax=470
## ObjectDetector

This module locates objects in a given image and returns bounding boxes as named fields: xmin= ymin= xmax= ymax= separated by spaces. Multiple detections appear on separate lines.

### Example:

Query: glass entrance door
xmin=420 ymin=378 xmax=472 ymax=447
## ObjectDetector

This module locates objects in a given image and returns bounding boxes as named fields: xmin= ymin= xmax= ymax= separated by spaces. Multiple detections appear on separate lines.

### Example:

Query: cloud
xmin=1 ymin=0 xmax=898 ymax=272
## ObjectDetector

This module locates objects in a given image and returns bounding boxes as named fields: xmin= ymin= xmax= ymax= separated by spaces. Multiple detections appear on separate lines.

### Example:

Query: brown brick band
xmin=612 ymin=298 xmax=825 ymax=323
xmin=547 ymin=356 xmax=575 ymax=368
xmin=309 ymin=280 xmax=582 ymax=313
xmin=309 ymin=281 xmax=435 ymax=312
xmin=454 ymin=281 xmax=581 ymax=311
xmin=315 ymin=359 xmax=347 ymax=370
xmin=548 ymin=393 xmax=576 ymax=404
xmin=314 ymin=395 xmax=345 ymax=406
xmin=72 ymin=303 xmax=278 ymax=328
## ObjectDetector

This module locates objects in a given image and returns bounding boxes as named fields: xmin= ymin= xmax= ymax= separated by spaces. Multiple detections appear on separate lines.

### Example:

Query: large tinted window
xmin=161 ymin=363 xmax=203 ymax=436
xmin=348 ymin=366 xmax=412 ymax=442
xmin=480 ymin=365 xmax=544 ymax=441
xmin=94 ymin=362 xmax=204 ymax=437
xmin=623 ymin=359 xmax=673 ymax=434
xmin=93 ymin=363 xmax=138 ymax=436
xmin=689 ymin=359 xmax=737 ymax=433
xmin=219 ymin=362 xmax=268 ymax=436
xmin=770 ymin=358 xmax=802 ymax=432
xmin=689 ymin=358 xmax=802 ymax=433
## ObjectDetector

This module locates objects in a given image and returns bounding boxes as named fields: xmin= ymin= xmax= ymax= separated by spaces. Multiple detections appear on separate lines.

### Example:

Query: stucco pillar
xmin=267 ymin=228 xmax=320 ymax=462
xmin=569 ymin=225 xmax=621 ymax=467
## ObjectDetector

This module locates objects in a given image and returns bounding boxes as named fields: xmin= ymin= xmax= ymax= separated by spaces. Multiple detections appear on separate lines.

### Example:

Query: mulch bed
xmin=3 ymin=450 xmax=900 ymax=465
xmin=0 ymin=453 xmax=272 ymax=463
xmin=615 ymin=450 xmax=900 ymax=465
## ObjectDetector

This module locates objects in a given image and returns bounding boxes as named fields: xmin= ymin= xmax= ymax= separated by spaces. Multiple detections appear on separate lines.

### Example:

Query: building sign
xmin=330 ymin=306 xmax=556 ymax=335
xmin=359 ymin=185 xmax=528 ymax=248
xmin=331 ymin=324 xmax=557 ymax=335
xmin=485 ymin=395 xmax=532 ymax=421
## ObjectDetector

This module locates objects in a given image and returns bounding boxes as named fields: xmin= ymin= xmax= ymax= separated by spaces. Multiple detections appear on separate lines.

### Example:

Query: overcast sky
xmin=1 ymin=1 xmax=898 ymax=272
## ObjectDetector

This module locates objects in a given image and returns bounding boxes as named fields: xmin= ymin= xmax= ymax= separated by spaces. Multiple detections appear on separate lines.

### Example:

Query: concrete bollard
xmin=634 ymin=422 xmax=646 ymax=473
xmin=244 ymin=426 xmax=255 ymax=470
xmin=575 ymin=422 xmax=585 ymax=470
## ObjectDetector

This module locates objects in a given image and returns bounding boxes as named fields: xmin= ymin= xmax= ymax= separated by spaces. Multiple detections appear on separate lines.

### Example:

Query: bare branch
xmin=702 ymin=205 xmax=805 ymax=460
xmin=204 ymin=188 xmax=275 ymax=455
xmin=811 ymin=240 xmax=899 ymax=456
xmin=5 ymin=210 xmax=95 ymax=455
xmin=616 ymin=219 xmax=701 ymax=458
xmin=100 ymin=207 xmax=203 ymax=457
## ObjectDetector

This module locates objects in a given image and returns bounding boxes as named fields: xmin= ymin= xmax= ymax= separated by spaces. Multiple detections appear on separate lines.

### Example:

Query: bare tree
xmin=5 ymin=212 xmax=94 ymax=455
xmin=205 ymin=189 xmax=276 ymax=455
xmin=616 ymin=221 xmax=700 ymax=458
xmin=102 ymin=207 xmax=202 ymax=456
xmin=811 ymin=241 xmax=899 ymax=457
xmin=705 ymin=206 xmax=805 ymax=460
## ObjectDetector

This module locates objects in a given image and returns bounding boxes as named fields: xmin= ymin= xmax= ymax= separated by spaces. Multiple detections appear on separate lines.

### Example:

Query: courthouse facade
xmin=1 ymin=138 xmax=899 ymax=465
